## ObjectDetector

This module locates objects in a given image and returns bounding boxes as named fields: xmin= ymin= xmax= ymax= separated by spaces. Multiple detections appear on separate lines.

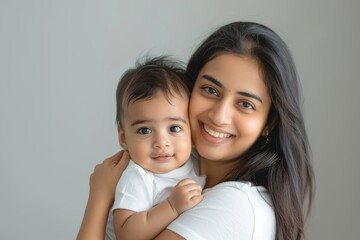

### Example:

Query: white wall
xmin=1 ymin=0 xmax=359 ymax=239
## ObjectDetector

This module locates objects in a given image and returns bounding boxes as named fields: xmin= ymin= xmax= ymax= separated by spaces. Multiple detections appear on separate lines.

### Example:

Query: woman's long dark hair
xmin=187 ymin=22 xmax=315 ymax=240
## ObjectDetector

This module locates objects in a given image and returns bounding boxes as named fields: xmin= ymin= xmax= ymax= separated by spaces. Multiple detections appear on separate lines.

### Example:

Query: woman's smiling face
xmin=189 ymin=53 xmax=272 ymax=162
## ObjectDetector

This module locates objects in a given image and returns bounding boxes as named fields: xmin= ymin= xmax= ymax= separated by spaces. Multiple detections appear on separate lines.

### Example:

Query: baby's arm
xmin=113 ymin=178 xmax=203 ymax=240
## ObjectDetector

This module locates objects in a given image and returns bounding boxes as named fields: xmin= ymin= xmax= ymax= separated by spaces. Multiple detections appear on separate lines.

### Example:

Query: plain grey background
xmin=1 ymin=0 xmax=359 ymax=239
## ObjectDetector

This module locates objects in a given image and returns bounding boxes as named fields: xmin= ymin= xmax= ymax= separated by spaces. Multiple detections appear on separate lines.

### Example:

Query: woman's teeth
xmin=204 ymin=124 xmax=231 ymax=138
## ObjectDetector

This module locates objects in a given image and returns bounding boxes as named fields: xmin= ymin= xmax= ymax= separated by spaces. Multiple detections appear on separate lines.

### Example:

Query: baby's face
xmin=118 ymin=90 xmax=191 ymax=173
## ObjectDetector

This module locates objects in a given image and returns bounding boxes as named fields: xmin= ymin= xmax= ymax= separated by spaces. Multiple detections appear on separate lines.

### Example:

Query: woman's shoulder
xmin=168 ymin=181 xmax=276 ymax=240
xmin=204 ymin=181 xmax=273 ymax=214
xmin=205 ymin=181 xmax=276 ymax=239
xmin=206 ymin=181 xmax=272 ymax=205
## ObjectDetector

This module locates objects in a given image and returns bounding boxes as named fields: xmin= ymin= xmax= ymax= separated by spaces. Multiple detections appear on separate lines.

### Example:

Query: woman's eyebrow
xmin=237 ymin=91 xmax=262 ymax=103
xmin=202 ymin=74 xmax=223 ymax=88
xmin=202 ymin=74 xmax=263 ymax=103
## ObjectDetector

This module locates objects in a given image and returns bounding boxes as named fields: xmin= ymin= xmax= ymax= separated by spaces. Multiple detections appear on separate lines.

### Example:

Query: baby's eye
xmin=203 ymin=86 xmax=219 ymax=96
xmin=137 ymin=127 xmax=152 ymax=135
xmin=239 ymin=101 xmax=254 ymax=110
xmin=170 ymin=126 xmax=181 ymax=133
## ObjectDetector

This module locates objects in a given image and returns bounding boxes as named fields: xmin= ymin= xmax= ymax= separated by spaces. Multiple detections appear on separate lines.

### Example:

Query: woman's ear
xmin=262 ymin=116 xmax=278 ymax=137
xmin=118 ymin=127 xmax=128 ymax=150
xmin=262 ymin=127 xmax=269 ymax=138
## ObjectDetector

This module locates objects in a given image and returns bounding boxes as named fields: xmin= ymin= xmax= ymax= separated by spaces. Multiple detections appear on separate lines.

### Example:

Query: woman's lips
xmin=203 ymin=124 xmax=232 ymax=138
xmin=199 ymin=122 xmax=233 ymax=144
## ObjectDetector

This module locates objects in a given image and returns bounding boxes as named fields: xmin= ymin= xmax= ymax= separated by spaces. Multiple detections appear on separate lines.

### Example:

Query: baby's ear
xmin=118 ymin=127 xmax=128 ymax=150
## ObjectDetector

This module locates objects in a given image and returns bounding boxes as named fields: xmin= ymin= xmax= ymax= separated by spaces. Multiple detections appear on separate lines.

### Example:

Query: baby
xmin=105 ymin=56 xmax=205 ymax=240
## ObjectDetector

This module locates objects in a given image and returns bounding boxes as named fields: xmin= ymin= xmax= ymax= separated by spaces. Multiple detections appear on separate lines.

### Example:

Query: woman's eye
xmin=239 ymin=101 xmax=254 ymax=110
xmin=137 ymin=128 xmax=152 ymax=135
xmin=203 ymin=86 xmax=218 ymax=96
xmin=170 ymin=126 xmax=181 ymax=133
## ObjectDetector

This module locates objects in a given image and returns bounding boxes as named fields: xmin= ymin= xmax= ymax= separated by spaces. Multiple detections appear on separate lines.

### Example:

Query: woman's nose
xmin=208 ymin=99 xmax=232 ymax=126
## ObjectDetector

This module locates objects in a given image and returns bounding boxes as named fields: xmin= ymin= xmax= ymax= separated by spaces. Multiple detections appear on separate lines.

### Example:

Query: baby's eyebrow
xmin=169 ymin=117 xmax=187 ymax=124
xmin=130 ymin=117 xmax=187 ymax=127
xmin=130 ymin=119 xmax=151 ymax=127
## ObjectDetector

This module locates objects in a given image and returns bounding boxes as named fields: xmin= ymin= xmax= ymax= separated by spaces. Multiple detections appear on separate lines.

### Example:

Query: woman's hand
xmin=89 ymin=151 xmax=130 ymax=204
xmin=77 ymin=151 xmax=130 ymax=240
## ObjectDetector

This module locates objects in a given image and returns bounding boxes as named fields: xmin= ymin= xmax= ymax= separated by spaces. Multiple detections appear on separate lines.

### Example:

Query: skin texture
xmin=190 ymin=53 xmax=271 ymax=163
xmin=189 ymin=53 xmax=272 ymax=188
xmin=118 ymin=90 xmax=192 ymax=173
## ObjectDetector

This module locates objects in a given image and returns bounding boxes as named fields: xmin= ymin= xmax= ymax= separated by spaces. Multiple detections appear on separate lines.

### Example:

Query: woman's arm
xmin=154 ymin=229 xmax=185 ymax=240
xmin=76 ymin=151 xmax=130 ymax=240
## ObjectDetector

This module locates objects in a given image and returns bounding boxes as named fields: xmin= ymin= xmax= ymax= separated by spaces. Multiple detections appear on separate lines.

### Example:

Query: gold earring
xmin=265 ymin=129 xmax=269 ymax=143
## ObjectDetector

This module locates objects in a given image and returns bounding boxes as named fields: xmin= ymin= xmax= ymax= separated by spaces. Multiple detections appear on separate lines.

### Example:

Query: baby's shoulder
xmin=122 ymin=160 xmax=155 ymax=182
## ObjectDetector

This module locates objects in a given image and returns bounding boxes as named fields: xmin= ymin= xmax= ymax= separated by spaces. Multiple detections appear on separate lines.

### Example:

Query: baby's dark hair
xmin=115 ymin=56 xmax=190 ymax=128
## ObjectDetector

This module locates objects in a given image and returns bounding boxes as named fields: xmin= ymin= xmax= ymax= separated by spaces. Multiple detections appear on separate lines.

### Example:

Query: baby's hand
xmin=167 ymin=178 xmax=203 ymax=215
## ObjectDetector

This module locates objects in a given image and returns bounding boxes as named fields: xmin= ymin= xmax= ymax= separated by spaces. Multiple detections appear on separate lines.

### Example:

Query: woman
xmin=77 ymin=21 xmax=314 ymax=240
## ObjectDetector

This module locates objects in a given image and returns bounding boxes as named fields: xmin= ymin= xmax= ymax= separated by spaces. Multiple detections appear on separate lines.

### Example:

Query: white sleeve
xmin=167 ymin=182 xmax=275 ymax=240
xmin=112 ymin=161 xmax=154 ymax=212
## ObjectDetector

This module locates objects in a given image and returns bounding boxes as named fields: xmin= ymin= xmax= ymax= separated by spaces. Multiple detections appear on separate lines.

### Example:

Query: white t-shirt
xmin=105 ymin=158 xmax=205 ymax=240
xmin=167 ymin=151 xmax=276 ymax=240
xmin=167 ymin=181 xmax=276 ymax=240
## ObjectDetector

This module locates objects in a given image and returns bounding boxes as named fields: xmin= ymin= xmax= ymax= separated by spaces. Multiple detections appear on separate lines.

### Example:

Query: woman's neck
xmin=199 ymin=157 xmax=238 ymax=188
